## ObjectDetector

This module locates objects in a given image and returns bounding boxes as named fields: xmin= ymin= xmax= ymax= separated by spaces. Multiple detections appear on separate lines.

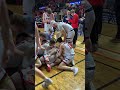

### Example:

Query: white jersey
xmin=41 ymin=42 xmax=50 ymax=55
xmin=63 ymin=43 xmax=75 ymax=57
xmin=43 ymin=13 xmax=50 ymax=22
xmin=43 ymin=13 xmax=54 ymax=33
xmin=57 ymin=22 xmax=73 ymax=33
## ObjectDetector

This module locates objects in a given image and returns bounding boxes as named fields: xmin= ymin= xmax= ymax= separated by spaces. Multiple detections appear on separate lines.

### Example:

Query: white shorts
xmin=66 ymin=30 xmax=75 ymax=42
xmin=63 ymin=55 xmax=74 ymax=65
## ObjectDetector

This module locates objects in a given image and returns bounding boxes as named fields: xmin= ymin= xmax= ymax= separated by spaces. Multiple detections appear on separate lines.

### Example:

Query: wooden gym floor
xmin=35 ymin=23 xmax=120 ymax=90
xmin=35 ymin=28 xmax=85 ymax=90
xmin=93 ymin=23 xmax=120 ymax=90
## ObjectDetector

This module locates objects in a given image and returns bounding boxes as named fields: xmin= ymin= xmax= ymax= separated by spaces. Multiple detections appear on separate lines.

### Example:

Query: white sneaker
xmin=42 ymin=78 xmax=53 ymax=88
xmin=72 ymin=67 xmax=78 ymax=76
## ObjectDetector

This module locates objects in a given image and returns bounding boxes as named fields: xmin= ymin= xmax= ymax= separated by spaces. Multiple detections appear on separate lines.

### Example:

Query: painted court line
xmin=95 ymin=60 xmax=120 ymax=71
xmin=35 ymin=41 xmax=85 ymax=86
xmin=94 ymin=51 xmax=120 ymax=62
xmin=97 ymin=77 xmax=120 ymax=90
xmin=99 ymin=35 xmax=120 ymax=54
xmin=99 ymin=47 xmax=120 ymax=55
xmin=35 ymin=51 xmax=85 ymax=86
xmin=35 ymin=59 xmax=85 ymax=87
xmin=76 ymin=48 xmax=120 ymax=70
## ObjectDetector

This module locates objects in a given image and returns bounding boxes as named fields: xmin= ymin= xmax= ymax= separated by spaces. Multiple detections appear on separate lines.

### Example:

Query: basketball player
xmin=42 ymin=8 xmax=55 ymax=40
xmin=39 ymin=39 xmax=62 ymax=67
xmin=35 ymin=27 xmax=53 ymax=88
xmin=50 ymin=20 xmax=75 ymax=43
xmin=57 ymin=40 xmax=78 ymax=76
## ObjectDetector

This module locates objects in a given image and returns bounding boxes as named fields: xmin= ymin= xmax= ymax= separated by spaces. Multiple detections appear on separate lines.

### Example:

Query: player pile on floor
xmin=35 ymin=21 xmax=79 ymax=88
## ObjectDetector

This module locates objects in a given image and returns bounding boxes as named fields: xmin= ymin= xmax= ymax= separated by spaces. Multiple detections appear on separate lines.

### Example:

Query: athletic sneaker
xmin=42 ymin=78 xmax=53 ymax=88
xmin=72 ymin=67 xmax=79 ymax=76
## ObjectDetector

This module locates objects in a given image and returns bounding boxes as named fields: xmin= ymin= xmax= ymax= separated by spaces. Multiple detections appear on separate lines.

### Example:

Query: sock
xmin=71 ymin=67 xmax=74 ymax=71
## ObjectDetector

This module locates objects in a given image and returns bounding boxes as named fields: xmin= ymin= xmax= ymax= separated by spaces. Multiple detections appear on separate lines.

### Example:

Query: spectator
xmin=63 ymin=10 xmax=72 ymax=24
xmin=69 ymin=9 xmax=79 ymax=47
xmin=88 ymin=0 xmax=105 ymax=52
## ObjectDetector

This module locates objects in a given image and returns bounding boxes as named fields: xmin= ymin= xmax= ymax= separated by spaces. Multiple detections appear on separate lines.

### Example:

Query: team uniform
xmin=43 ymin=12 xmax=54 ymax=40
xmin=40 ymin=46 xmax=62 ymax=67
xmin=62 ymin=43 xmax=75 ymax=65
xmin=36 ymin=41 xmax=53 ymax=71
xmin=56 ymin=22 xmax=75 ymax=42
xmin=35 ymin=35 xmax=53 ymax=88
